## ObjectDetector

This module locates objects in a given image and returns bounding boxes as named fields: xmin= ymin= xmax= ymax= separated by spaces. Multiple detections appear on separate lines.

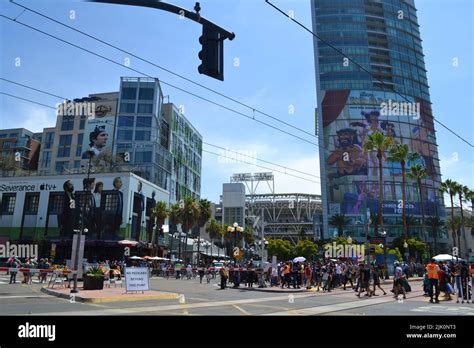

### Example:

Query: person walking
xmin=9 ymin=258 xmax=20 ymax=284
xmin=247 ymin=260 xmax=255 ymax=288
xmin=198 ymin=263 xmax=205 ymax=284
xmin=219 ymin=264 xmax=228 ymax=289
xmin=343 ymin=263 xmax=353 ymax=290
xmin=304 ymin=262 xmax=312 ymax=289
xmin=372 ymin=265 xmax=386 ymax=295
xmin=426 ymin=258 xmax=440 ymax=304
xmin=357 ymin=264 xmax=372 ymax=297
xmin=438 ymin=263 xmax=452 ymax=301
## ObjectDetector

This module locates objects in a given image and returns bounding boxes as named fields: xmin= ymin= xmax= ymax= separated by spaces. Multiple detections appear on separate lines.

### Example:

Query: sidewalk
xmin=222 ymin=277 xmax=423 ymax=293
xmin=41 ymin=284 xmax=179 ymax=303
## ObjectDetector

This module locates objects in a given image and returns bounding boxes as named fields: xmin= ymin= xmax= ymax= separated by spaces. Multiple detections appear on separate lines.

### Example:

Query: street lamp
xmin=71 ymin=148 xmax=94 ymax=294
xmin=227 ymin=222 xmax=243 ymax=264
xmin=403 ymin=241 xmax=409 ymax=263
xmin=201 ymin=241 xmax=210 ymax=265
xmin=380 ymin=230 xmax=388 ymax=279
xmin=178 ymin=232 xmax=186 ymax=262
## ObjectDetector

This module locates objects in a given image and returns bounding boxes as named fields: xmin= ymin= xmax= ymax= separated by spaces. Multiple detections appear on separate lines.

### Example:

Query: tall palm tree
xmin=168 ymin=203 xmax=182 ymax=260
xmin=206 ymin=219 xmax=222 ymax=260
xmin=457 ymin=185 xmax=471 ymax=258
xmin=243 ymin=226 xmax=255 ymax=245
xmin=425 ymin=216 xmax=444 ymax=255
xmin=329 ymin=214 xmax=349 ymax=237
xmin=447 ymin=216 xmax=462 ymax=254
xmin=440 ymin=179 xmax=458 ymax=249
xmin=180 ymin=196 xmax=201 ymax=263
xmin=407 ymin=164 xmax=428 ymax=244
xmin=364 ymin=131 xmax=394 ymax=239
xmin=451 ymin=182 xmax=464 ymax=256
xmin=386 ymin=144 xmax=412 ymax=239
xmin=151 ymin=201 xmax=168 ymax=244
xmin=195 ymin=199 xmax=212 ymax=264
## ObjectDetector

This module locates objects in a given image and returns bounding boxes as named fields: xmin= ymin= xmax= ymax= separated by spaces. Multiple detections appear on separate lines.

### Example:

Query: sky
xmin=0 ymin=0 xmax=473 ymax=204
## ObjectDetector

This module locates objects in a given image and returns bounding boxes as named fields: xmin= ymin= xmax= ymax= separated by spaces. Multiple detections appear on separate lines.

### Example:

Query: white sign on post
xmin=124 ymin=267 xmax=149 ymax=292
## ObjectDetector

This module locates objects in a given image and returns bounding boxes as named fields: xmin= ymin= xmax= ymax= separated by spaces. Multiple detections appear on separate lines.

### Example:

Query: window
xmin=0 ymin=134 xmax=6 ymax=138
xmin=137 ymin=103 xmax=153 ymax=114
xmin=57 ymin=135 xmax=72 ymax=157
xmin=60 ymin=116 xmax=75 ymax=131
xmin=139 ymin=88 xmax=154 ymax=100
xmin=55 ymin=161 xmax=69 ymax=174
xmin=24 ymin=193 xmax=40 ymax=214
xmin=76 ymin=134 xmax=83 ymax=157
xmin=118 ymin=116 xmax=134 ymax=127
xmin=79 ymin=116 xmax=86 ymax=130
xmin=8 ymin=133 xmax=19 ymax=138
xmin=48 ymin=192 xmax=65 ymax=214
xmin=104 ymin=193 xmax=120 ymax=212
xmin=74 ymin=160 xmax=81 ymax=169
xmin=136 ymin=116 xmax=152 ymax=128
xmin=120 ymin=102 xmax=135 ymax=113
xmin=121 ymin=87 xmax=137 ymax=100
xmin=2 ymin=141 xmax=12 ymax=149
xmin=44 ymin=132 xmax=54 ymax=149
xmin=160 ymin=119 xmax=169 ymax=149
xmin=135 ymin=130 xmax=151 ymax=141
xmin=117 ymin=130 xmax=133 ymax=141
xmin=1 ymin=193 xmax=16 ymax=214
xmin=41 ymin=151 xmax=52 ymax=168
xmin=135 ymin=151 xmax=152 ymax=163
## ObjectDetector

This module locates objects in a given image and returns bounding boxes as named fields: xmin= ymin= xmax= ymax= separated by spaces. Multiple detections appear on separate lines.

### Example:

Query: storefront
xmin=0 ymin=172 xmax=170 ymax=262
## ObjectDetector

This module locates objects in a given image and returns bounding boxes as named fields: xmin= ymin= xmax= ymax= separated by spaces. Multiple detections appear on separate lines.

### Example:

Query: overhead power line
xmin=9 ymin=0 xmax=317 ymax=140
xmin=0 ymin=14 xmax=318 ymax=147
xmin=265 ymin=0 xmax=474 ymax=149
xmin=202 ymin=149 xmax=319 ymax=184
xmin=0 ymin=91 xmax=57 ymax=109
xmin=203 ymin=141 xmax=320 ymax=180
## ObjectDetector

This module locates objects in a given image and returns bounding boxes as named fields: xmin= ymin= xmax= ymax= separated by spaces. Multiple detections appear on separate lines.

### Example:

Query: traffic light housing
xmin=198 ymin=25 xmax=224 ymax=81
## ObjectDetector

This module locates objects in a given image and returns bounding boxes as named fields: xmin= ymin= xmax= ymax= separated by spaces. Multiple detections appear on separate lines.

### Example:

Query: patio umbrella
xmin=433 ymin=254 xmax=464 ymax=262
xmin=118 ymin=240 xmax=138 ymax=246
xmin=293 ymin=256 xmax=306 ymax=263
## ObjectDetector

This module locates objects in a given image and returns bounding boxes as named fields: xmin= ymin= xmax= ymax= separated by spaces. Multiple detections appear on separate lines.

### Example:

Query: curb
xmin=40 ymin=287 xmax=179 ymax=303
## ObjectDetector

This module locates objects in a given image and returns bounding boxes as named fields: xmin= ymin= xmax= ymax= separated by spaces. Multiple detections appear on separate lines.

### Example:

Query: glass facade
xmin=115 ymin=77 xmax=171 ymax=192
xmin=312 ymin=0 xmax=447 ymax=242
xmin=164 ymin=104 xmax=202 ymax=203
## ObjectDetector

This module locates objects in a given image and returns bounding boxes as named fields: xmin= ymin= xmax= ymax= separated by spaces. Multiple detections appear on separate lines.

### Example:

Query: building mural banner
xmin=321 ymin=89 xmax=442 ymax=219
xmin=81 ymin=99 xmax=116 ymax=160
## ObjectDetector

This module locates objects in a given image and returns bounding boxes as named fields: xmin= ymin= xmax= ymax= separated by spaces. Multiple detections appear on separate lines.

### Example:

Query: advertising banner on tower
xmin=321 ymin=89 xmax=442 ymax=218
xmin=81 ymin=99 xmax=116 ymax=160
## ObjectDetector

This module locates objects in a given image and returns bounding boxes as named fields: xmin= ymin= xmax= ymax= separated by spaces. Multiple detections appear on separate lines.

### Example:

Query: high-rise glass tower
xmin=311 ymin=0 xmax=448 ymax=249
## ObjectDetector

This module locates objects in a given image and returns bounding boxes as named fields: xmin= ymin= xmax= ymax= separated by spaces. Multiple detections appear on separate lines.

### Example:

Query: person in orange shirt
xmin=426 ymin=258 xmax=440 ymax=304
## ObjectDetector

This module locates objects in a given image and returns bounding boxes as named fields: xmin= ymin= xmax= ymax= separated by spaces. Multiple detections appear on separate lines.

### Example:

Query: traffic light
xmin=198 ymin=25 xmax=224 ymax=81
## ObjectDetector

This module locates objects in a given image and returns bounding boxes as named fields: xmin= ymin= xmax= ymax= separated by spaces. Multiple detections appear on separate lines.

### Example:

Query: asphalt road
xmin=0 ymin=273 xmax=473 ymax=316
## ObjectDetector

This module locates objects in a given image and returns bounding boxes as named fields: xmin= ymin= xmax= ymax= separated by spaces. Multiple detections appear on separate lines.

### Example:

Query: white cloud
xmin=201 ymin=138 xmax=320 ymax=201
xmin=7 ymin=105 xmax=56 ymax=133
xmin=439 ymin=152 xmax=474 ymax=189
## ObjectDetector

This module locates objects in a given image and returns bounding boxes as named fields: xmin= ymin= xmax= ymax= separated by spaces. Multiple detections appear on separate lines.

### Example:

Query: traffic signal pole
xmin=90 ymin=0 xmax=235 ymax=40
xmin=89 ymin=0 xmax=235 ymax=80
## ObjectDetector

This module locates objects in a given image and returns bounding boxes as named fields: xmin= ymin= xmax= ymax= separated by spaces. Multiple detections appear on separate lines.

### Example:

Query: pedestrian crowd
xmin=424 ymin=258 xmax=472 ymax=304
